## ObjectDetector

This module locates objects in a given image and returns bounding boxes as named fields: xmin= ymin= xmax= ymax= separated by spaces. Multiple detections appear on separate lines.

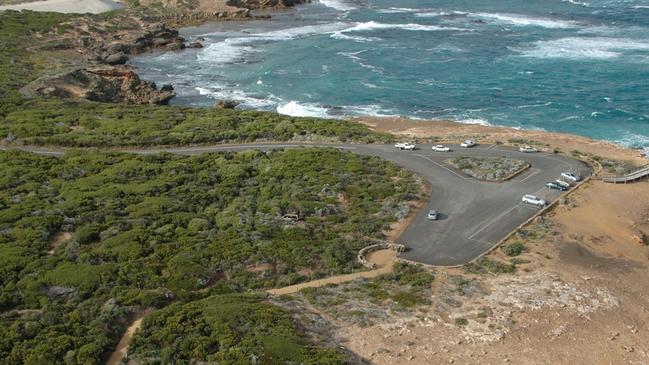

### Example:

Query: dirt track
xmin=267 ymin=249 xmax=396 ymax=296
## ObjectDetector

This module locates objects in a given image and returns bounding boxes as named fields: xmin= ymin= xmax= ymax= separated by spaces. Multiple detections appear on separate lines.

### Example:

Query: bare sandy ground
xmin=47 ymin=231 xmax=71 ymax=255
xmin=0 ymin=0 xmax=122 ymax=13
xmin=106 ymin=313 xmax=145 ymax=365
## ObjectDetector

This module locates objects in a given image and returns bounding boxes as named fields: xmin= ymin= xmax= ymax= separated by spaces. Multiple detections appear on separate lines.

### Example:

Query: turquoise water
xmin=131 ymin=0 xmax=649 ymax=147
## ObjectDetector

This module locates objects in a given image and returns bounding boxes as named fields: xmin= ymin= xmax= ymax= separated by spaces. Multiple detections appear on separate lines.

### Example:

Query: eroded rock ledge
xmin=36 ymin=67 xmax=175 ymax=104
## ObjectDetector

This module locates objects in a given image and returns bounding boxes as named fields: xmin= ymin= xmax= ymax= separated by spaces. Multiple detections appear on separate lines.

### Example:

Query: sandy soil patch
xmin=549 ymin=180 xmax=649 ymax=262
xmin=47 ymin=231 xmax=71 ymax=255
xmin=246 ymin=262 xmax=275 ymax=273
xmin=106 ymin=313 xmax=146 ymax=365
xmin=0 ymin=0 xmax=122 ymax=13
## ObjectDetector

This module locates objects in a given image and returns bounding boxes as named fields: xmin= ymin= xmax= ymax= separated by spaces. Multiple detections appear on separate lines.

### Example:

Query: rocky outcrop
xmin=36 ymin=67 xmax=175 ymax=105
xmin=214 ymin=100 xmax=239 ymax=109
xmin=104 ymin=51 xmax=129 ymax=65
xmin=91 ymin=23 xmax=186 ymax=64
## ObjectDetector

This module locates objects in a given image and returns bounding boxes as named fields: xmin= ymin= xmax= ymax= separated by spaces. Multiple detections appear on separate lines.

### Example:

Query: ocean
xmin=131 ymin=0 xmax=649 ymax=147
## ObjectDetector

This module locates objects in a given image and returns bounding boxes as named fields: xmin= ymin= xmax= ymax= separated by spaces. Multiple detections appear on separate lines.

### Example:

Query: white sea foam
xmin=562 ymin=0 xmax=590 ymax=7
xmin=330 ymin=31 xmax=379 ymax=42
xmin=344 ymin=104 xmax=397 ymax=117
xmin=614 ymin=132 xmax=649 ymax=148
xmin=415 ymin=10 xmax=467 ymax=17
xmin=470 ymin=12 xmax=579 ymax=28
xmin=249 ymin=22 xmax=350 ymax=41
xmin=277 ymin=101 xmax=330 ymax=118
xmin=454 ymin=118 xmax=492 ymax=126
xmin=631 ymin=5 xmax=649 ymax=9
xmin=343 ymin=21 xmax=455 ymax=32
xmin=519 ymin=37 xmax=649 ymax=60
xmin=319 ymin=0 xmax=355 ymax=11
xmin=376 ymin=7 xmax=420 ymax=13
xmin=197 ymin=41 xmax=256 ymax=65
xmin=514 ymin=102 xmax=553 ymax=109
xmin=196 ymin=86 xmax=278 ymax=109
xmin=199 ymin=22 xmax=350 ymax=65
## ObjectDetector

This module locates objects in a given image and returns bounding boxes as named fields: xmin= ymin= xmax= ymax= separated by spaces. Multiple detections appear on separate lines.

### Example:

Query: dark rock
xmin=152 ymin=37 xmax=170 ymax=47
xmin=166 ymin=41 xmax=185 ymax=51
xmin=106 ymin=43 xmax=128 ymax=54
xmin=196 ymin=36 xmax=205 ymax=41
xmin=104 ymin=52 xmax=128 ymax=65
xmin=45 ymin=286 xmax=76 ymax=298
xmin=160 ymin=84 xmax=174 ymax=92
xmin=214 ymin=100 xmax=240 ymax=109
xmin=187 ymin=41 xmax=204 ymax=48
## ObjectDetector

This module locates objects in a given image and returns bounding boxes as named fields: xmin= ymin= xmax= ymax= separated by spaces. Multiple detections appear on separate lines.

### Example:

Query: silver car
xmin=427 ymin=209 xmax=438 ymax=220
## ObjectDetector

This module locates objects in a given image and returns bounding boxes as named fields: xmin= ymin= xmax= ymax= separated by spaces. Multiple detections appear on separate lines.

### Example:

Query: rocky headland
xmin=18 ymin=0 xmax=309 ymax=105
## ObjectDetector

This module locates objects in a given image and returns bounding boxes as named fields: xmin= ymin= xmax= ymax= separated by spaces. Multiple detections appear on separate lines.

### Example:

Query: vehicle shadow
xmin=430 ymin=212 xmax=449 ymax=221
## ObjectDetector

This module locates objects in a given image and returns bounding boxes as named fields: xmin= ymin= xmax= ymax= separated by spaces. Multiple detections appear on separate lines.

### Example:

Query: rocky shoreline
xmin=21 ymin=0 xmax=310 ymax=105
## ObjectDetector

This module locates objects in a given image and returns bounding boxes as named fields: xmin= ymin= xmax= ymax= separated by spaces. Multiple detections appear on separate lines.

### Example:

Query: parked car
xmin=401 ymin=143 xmax=416 ymax=150
xmin=519 ymin=145 xmax=538 ymax=153
xmin=432 ymin=145 xmax=451 ymax=152
xmin=427 ymin=209 xmax=438 ymax=220
xmin=561 ymin=172 xmax=581 ymax=182
xmin=555 ymin=179 xmax=571 ymax=188
xmin=522 ymin=194 xmax=546 ymax=207
xmin=460 ymin=139 xmax=476 ymax=148
xmin=394 ymin=142 xmax=415 ymax=150
xmin=546 ymin=182 xmax=568 ymax=191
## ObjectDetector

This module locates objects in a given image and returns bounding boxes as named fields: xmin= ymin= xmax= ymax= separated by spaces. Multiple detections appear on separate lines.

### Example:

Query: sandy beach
xmin=0 ymin=0 xmax=122 ymax=13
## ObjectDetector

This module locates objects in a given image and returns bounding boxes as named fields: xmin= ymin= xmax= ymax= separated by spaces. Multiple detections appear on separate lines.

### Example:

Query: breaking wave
xmin=518 ymin=37 xmax=649 ymax=60
xmin=469 ymin=12 xmax=580 ymax=28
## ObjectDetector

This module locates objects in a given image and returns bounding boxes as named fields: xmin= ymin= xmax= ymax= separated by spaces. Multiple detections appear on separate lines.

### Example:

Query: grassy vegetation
xmin=0 ymin=10 xmax=406 ymax=364
xmin=0 ymin=148 xmax=417 ymax=364
xmin=589 ymin=154 xmax=639 ymax=175
xmin=447 ymin=156 xmax=528 ymax=181
xmin=0 ymin=11 xmax=74 ymax=113
xmin=501 ymin=241 xmax=526 ymax=257
xmin=1 ymin=99 xmax=393 ymax=146
xmin=463 ymin=258 xmax=516 ymax=275
xmin=129 ymin=294 xmax=345 ymax=364
xmin=291 ymin=263 xmax=435 ymax=327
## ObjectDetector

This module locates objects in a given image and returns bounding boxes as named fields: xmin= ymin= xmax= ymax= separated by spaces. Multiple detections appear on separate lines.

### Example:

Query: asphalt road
xmin=1 ymin=142 xmax=591 ymax=266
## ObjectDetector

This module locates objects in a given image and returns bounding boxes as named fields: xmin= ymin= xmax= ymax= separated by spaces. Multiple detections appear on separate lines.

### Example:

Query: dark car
xmin=546 ymin=182 xmax=568 ymax=191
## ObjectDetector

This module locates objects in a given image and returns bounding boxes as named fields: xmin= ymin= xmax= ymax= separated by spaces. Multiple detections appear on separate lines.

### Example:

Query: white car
xmin=427 ymin=209 xmax=438 ymax=220
xmin=460 ymin=139 xmax=476 ymax=148
xmin=522 ymin=194 xmax=546 ymax=207
xmin=555 ymin=179 xmax=571 ymax=188
xmin=561 ymin=172 xmax=581 ymax=182
xmin=519 ymin=145 xmax=538 ymax=153
xmin=432 ymin=145 xmax=451 ymax=152
xmin=395 ymin=142 xmax=416 ymax=150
